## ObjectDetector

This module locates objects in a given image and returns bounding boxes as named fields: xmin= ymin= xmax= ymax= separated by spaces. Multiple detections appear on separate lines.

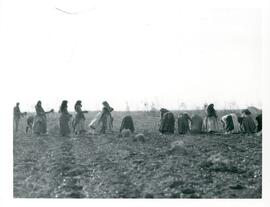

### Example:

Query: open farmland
xmin=13 ymin=110 xmax=262 ymax=198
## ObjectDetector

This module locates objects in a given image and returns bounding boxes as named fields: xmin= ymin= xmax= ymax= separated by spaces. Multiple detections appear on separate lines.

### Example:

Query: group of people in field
xmin=13 ymin=102 xmax=262 ymax=137
xmin=159 ymin=103 xmax=262 ymax=135
xmin=13 ymin=100 xmax=114 ymax=136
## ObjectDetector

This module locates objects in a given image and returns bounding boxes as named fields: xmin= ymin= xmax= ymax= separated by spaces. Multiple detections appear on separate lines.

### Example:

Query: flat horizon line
xmin=22 ymin=108 xmax=255 ymax=114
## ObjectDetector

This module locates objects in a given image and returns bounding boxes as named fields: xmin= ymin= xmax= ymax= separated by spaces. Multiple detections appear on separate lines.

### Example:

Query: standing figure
xmin=33 ymin=101 xmax=54 ymax=135
xmin=190 ymin=114 xmax=203 ymax=134
xmin=240 ymin=109 xmax=256 ymax=133
xmin=99 ymin=101 xmax=114 ymax=134
xmin=221 ymin=113 xmax=241 ymax=134
xmin=73 ymin=101 xmax=88 ymax=134
xmin=159 ymin=108 xmax=175 ymax=134
xmin=59 ymin=100 xmax=72 ymax=136
xmin=177 ymin=113 xmax=191 ymax=134
xmin=120 ymin=115 xmax=135 ymax=133
xmin=73 ymin=100 xmax=88 ymax=134
xmin=13 ymin=102 xmax=26 ymax=132
xmin=202 ymin=103 xmax=219 ymax=133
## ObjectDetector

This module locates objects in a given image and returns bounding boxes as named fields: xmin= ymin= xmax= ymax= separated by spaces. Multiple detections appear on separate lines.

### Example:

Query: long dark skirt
xmin=100 ymin=111 xmax=113 ymax=134
xmin=256 ymin=114 xmax=262 ymax=132
xmin=225 ymin=115 xmax=234 ymax=132
xmin=221 ymin=114 xmax=241 ymax=134
xmin=159 ymin=112 xmax=175 ymax=134
xmin=120 ymin=115 xmax=135 ymax=133
xmin=60 ymin=113 xmax=71 ymax=136
xmin=177 ymin=116 xmax=190 ymax=134
xmin=190 ymin=115 xmax=203 ymax=133
xmin=33 ymin=115 xmax=47 ymax=134
xmin=241 ymin=116 xmax=256 ymax=133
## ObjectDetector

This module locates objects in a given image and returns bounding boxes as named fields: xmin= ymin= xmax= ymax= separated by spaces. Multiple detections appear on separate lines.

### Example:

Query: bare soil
xmin=13 ymin=111 xmax=262 ymax=198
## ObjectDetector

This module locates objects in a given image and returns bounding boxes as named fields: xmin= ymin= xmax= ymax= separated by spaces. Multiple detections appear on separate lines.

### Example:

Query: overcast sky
xmin=0 ymin=0 xmax=263 ymax=111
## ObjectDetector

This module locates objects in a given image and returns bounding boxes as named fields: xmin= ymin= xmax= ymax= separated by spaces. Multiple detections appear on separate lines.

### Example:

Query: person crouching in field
xmin=59 ymin=100 xmax=72 ymax=136
xmin=221 ymin=113 xmax=241 ymax=134
xmin=240 ymin=109 xmax=256 ymax=134
xmin=177 ymin=113 xmax=191 ymax=134
xmin=13 ymin=102 xmax=27 ymax=132
xmin=202 ymin=103 xmax=219 ymax=133
xmin=33 ymin=101 xmax=54 ymax=135
xmin=26 ymin=115 xmax=34 ymax=133
xmin=99 ymin=101 xmax=114 ymax=134
xmin=119 ymin=115 xmax=135 ymax=136
xmin=73 ymin=100 xmax=88 ymax=135
xmin=159 ymin=108 xmax=175 ymax=134
xmin=190 ymin=114 xmax=203 ymax=134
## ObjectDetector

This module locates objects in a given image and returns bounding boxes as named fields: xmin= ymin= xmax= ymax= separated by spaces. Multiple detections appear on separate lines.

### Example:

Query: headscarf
xmin=206 ymin=104 xmax=217 ymax=117
xmin=35 ymin=100 xmax=45 ymax=115
xmin=102 ymin=101 xmax=114 ymax=112
xmin=74 ymin=100 xmax=82 ymax=111
xmin=242 ymin=109 xmax=251 ymax=115
xmin=36 ymin=100 xmax=41 ymax=107
xmin=60 ymin=100 xmax=68 ymax=113
xmin=181 ymin=113 xmax=191 ymax=121
xmin=160 ymin=108 xmax=169 ymax=118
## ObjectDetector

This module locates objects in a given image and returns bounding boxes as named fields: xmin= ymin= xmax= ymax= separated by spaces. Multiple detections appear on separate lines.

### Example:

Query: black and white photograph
xmin=0 ymin=0 xmax=270 ymax=206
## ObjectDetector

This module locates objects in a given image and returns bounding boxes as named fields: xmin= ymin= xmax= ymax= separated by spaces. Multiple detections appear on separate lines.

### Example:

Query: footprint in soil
xmin=144 ymin=193 xmax=154 ymax=198
xmin=182 ymin=188 xmax=195 ymax=194
xmin=229 ymin=184 xmax=245 ymax=190
xmin=68 ymin=192 xmax=85 ymax=198
xmin=59 ymin=183 xmax=83 ymax=192
xmin=169 ymin=180 xmax=185 ymax=188
xmin=67 ymin=168 xmax=85 ymax=177
xmin=166 ymin=188 xmax=200 ymax=198
xmin=117 ymin=187 xmax=141 ymax=198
